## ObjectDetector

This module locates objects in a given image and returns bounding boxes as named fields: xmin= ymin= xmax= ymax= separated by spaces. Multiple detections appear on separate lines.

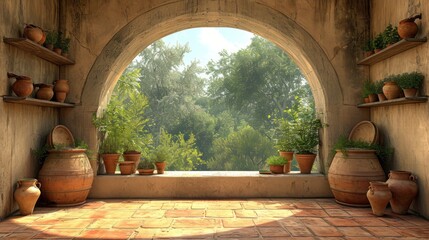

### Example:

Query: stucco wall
xmin=370 ymin=0 xmax=429 ymax=218
xmin=0 ymin=0 xmax=60 ymax=219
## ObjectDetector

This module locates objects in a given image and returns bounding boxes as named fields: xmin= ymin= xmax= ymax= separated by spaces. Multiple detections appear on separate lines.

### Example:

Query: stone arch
xmin=75 ymin=1 xmax=348 ymax=173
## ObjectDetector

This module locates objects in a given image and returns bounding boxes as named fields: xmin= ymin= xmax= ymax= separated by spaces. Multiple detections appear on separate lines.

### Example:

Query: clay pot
xmin=102 ymin=153 xmax=120 ymax=174
xmin=367 ymin=181 xmax=392 ymax=216
xmin=364 ymin=97 xmax=370 ymax=103
xmin=377 ymin=93 xmax=387 ymax=102
xmin=138 ymin=169 xmax=155 ymax=175
xmin=38 ymin=31 xmax=46 ymax=45
xmin=53 ymin=48 xmax=62 ymax=55
xmin=398 ymin=14 xmax=421 ymax=39
xmin=23 ymin=24 xmax=44 ymax=43
xmin=269 ymin=165 xmax=284 ymax=174
xmin=123 ymin=151 xmax=141 ymax=173
xmin=55 ymin=92 xmax=67 ymax=103
xmin=14 ymin=178 xmax=41 ymax=215
xmin=386 ymin=170 xmax=418 ymax=214
xmin=54 ymin=80 xmax=69 ymax=103
xmin=119 ymin=161 xmax=136 ymax=175
xmin=382 ymin=81 xmax=402 ymax=100
xmin=368 ymin=94 xmax=379 ymax=102
xmin=8 ymin=73 xmax=33 ymax=97
xmin=295 ymin=153 xmax=316 ymax=174
xmin=35 ymin=84 xmax=54 ymax=101
xmin=328 ymin=149 xmax=386 ymax=206
xmin=38 ymin=149 xmax=93 ymax=206
xmin=279 ymin=151 xmax=293 ymax=173
xmin=403 ymin=88 xmax=417 ymax=97
xmin=155 ymin=162 xmax=166 ymax=174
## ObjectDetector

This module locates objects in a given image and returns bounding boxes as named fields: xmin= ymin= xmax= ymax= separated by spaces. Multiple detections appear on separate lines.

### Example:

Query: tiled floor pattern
xmin=0 ymin=198 xmax=428 ymax=239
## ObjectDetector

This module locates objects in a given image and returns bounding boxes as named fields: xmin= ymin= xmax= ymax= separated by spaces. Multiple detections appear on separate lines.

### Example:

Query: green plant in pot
xmin=150 ymin=146 xmax=169 ymax=174
xmin=372 ymin=33 xmax=385 ymax=52
xmin=362 ymin=39 xmax=374 ymax=57
xmin=137 ymin=158 xmax=155 ymax=175
xmin=396 ymin=72 xmax=424 ymax=97
xmin=274 ymin=118 xmax=294 ymax=173
xmin=362 ymin=80 xmax=378 ymax=103
xmin=43 ymin=30 xmax=58 ymax=51
xmin=266 ymin=156 xmax=286 ymax=174
xmin=374 ymin=79 xmax=387 ymax=101
xmin=382 ymin=24 xmax=400 ymax=47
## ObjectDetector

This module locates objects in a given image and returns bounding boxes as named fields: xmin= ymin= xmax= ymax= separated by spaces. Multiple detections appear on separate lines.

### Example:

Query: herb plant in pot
xmin=374 ymin=79 xmax=387 ymax=101
xmin=151 ymin=146 xmax=169 ymax=174
xmin=372 ymin=33 xmax=385 ymax=53
xmin=275 ymin=119 xmax=294 ymax=173
xmin=396 ymin=72 xmax=424 ymax=97
xmin=382 ymin=74 xmax=402 ymax=100
xmin=382 ymin=24 xmax=400 ymax=47
xmin=43 ymin=30 xmax=58 ymax=51
xmin=137 ymin=159 xmax=155 ymax=175
xmin=362 ymin=39 xmax=374 ymax=58
xmin=362 ymin=80 xmax=378 ymax=103
xmin=266 ymin=156 xmax=286 ymax=174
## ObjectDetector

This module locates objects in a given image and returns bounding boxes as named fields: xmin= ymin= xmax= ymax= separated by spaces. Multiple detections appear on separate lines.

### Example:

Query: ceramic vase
xmin=367 ymin=181 xmax=392 ymax=216
xmin=14 ymin=178 xmax=41 ymax=215
xmin=155 ymin=162 xmax=166 ymax=174
xmin=386 ymin=170 xmax=418 ymax=214
xmin=23 ymin=24 xmax=44 ymax=43
xmin=382 ymin=81 xmax=402 ymax=100
xmin=54 ymin=80 xmax=70 ymax=103
xmin=35 ymin=84 xmax=54 ymax=100
xmin=398 ymin=14 xmax=421 ymax=39
xmin=102 ymin=153 xmax=120 ymax=175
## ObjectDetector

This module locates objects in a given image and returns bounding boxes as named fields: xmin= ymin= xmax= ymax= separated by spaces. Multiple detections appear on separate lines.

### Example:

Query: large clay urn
xmin=367 ymin=181 xmax=392 ymax=216
xmin=23 ymin=24 xmax=44 ymax=43
xmin=53 ymin=79 xmax=70 ymax=103
xmin=8 ymin=72 xmax=33 ymax=97
xmin=398 ymin=14 xmax=421 ymax=39
xmin=382 ymin=81 xmax=402 ymax=100
xmin=328 ymin=149 xmax=386 ymax=206
xmin=14 ymin=178 xmax=41 ymax=215
xmin=386 ymin=170 xmax=418 ymax=214
xmin=35 ymin=84 xmax=54 ymax=101
xmin=38 ymin=149 xmax=94 ymax=206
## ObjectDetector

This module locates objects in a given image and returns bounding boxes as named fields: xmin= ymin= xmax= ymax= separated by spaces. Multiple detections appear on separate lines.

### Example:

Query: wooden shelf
xmin=357 ymin=96 xmax=428 ymax=108
xmin=358 ymin=38 xmax=427 ymax=65
xmin=2 ymin=96 xmax=75 ymax=108
xmin=3 ymin=37 xmax=75 ymax=65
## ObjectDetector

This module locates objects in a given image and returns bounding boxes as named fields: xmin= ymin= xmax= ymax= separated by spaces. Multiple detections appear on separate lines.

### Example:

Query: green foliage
xmin=207 ymin=126 xmax=276 ymax=170
xmin=382 ymin=24 xmax=400 ymax=46
xmin=266 ymin=156 xmax=286 ymax=166
xmin=54 ymin=31 xmax=70 ymax=52
xmin=362 ymin=39 xmax=374 ymax=52
xmin=362 ymin=80 xmax=376 ymax=97
xmin=138 ymin=159 xmax=154 ymax=169
xmin=32 ymin=144 xmax=50 ymax=165
xmin=374 ymin=79 xmax=385 ymax=94
xmin=372 ymin=33 xmax=384 ymax=50
xmin=333 ymin=135 xmax=393 ymax=162
xmin=396 ymin=72 xmax=424 ymax=89
xmin=274 ymin=119 xmax=294 ymax=151
xmin=44 ymin=30 xmax=58 ymax=45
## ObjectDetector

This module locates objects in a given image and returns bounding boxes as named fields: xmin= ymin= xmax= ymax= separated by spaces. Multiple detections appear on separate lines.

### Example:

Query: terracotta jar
xmin=123 ymin=151 xmax=141 ymax=173
xmin=155 ymin=162 xmax=166 ymax=174
xmin=8 ymin=73 xmax=34 ymax=97
xmin=398 ymin=14 xmax=421 ymax=39
xmin=368 ymin=94 xmax=378 ymax=102
xmin=54 ymin=80 xmax=70 ymax=102
xmin=119 ymin=161 xmax=136 ymax=175
xmin=328 ymin=149 xmax=386 ymax=206
xmin=295 ymin=153 xmax=316 ymax=174
xmin=102 ymin=153 xmax=120 ymax=174
xmin=38 ymin=149 xmax=94 ymax=206
xmin=23 ymin=24 xmax=44 ymax=43
xmin=403 ymin=88 xmax=417 ymax=97
xmin=14 ymin=178 xmax=41 ymax=215
xmin=367 ymin=181 xmax=392 ymax=216
xmin=382 ymin=81 xmax=402 ymax=100
xmin=377 ymin=93 xmax=387 ymax=102
xmin=35 ymin=84 xmax=54 ymax=101
xmin=269 ymin=165 xmax=284 ymax=174
xmin=386 ymin=170 xmax=418 ymax=214
xmin=279 ymin=151 xmax=293 ymax=173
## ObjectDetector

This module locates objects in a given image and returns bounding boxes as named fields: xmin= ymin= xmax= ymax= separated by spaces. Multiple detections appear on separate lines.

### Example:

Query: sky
xmin=162 ymin=27 xmax=255 ymax=67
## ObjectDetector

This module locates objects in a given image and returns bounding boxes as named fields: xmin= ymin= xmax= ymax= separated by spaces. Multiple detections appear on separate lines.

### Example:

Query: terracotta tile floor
xmin=1 ymin=198 xmax=428 ymax=239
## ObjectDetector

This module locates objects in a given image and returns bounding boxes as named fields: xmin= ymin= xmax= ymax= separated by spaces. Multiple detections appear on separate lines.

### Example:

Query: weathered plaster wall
xmin=59 ymin=0 xmax=370 ymax=177
xmin=0 ymin=0 xmax=59 ymax=219
xmin=370 ymin=0 xmax=429 ymax=218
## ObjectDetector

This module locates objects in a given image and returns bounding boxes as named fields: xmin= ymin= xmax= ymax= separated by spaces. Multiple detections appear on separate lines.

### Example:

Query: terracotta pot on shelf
xmin=119 ymin=161 xmax=136 ymax=175
xmin=367 ymin=181 xmax=392 ymax=216
xmin=398 ymin=14 xmax=421 ymax=39
xmin=54 ymin=79 xmax=69 ymax=103
xmin=279 ymin=151 xmax=293 ymax=173
xmin=155 ymin=162 xmax=166 ymax=174
xmin=368 ymin=94 xmax=379 ymax=102
xmin=269 ymin=165 xmax=284 ymax=174
xmin=386 ymin=170 xmax=418 ymax=214
xmin=382 ymin=81 xmax=402 ymax=100
xmin=8 ymin=72 xmax=34 ymax=97
xmin=38 ymin=31 xmax=46 ymax=45
xmin=53 ymin=48 xmax=62 ymax=55
xmin=377 ymin=93 xmax=387 ymax=101
xmin=102 ymin=153 xmax=120 ymax=175
xmin=35 ymin=84 xmax=54 ymax=101
xmin=123 ymin=151 xmax=141 ymax=173
xmin=23 ymin=24 xmax=44 ymax=43
xmin=364 ymin=97 xmax=370 ymax=103
xmin=295 ymin=153 xmax=316 ymax=174
xmin=328 ymin=149 xmax=386 ymax=207
xmin=403 ymin=88 xmax=418 ymax=97
xmin=14 ymin=178 xmax=41 ymax=215
xmin=138 ymin=169 xmax=155 ymax=175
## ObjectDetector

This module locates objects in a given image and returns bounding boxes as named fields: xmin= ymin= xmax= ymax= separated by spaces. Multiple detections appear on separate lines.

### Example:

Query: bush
xmin=396 ymin=72 xmax=424 ymax=89
xmin=266 ymin=156 xmax=286 ymax=166
xmin=372 ymin=33 xmax=384 ymax=50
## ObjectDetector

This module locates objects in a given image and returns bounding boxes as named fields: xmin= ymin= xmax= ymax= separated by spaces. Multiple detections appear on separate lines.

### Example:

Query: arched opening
xmin=72 ymin=2 xmax=345 ymax=174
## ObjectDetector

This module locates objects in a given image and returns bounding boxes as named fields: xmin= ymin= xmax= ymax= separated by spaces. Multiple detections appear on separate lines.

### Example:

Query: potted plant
xmin=396 ymin=72 xmax=424 ymax=97
xmin=150 ymin=146 xmax=169 ymax=174
xmin=363 ymin=80 xmax=378 ymax=102
xmin=43 ymin=30 xmax=58 ymax=51
xmin=266 ymin=156 xmax=286 ymax=174
xmin=372 ymin=33 xmax=384 ymax=53
xmin=382 ymin=74 xmax=402 ymax=100
xmin=53 ymin=31 xmax=63 ymax=55
xmin=119 ymin=160 xmax=135 ymax=175
xmin=137 ymin=159 xmax=155 ymax=175
xmin=382 ymin=24 xmax=400 ymax=47
xmin=275 ymin=119 xmax=294 ymax=173
xmin=290 ymin=108 xmax=325 ymax=174
xmin=374 ymin=79 xmax=387 ymax=101
xmin=362 ymin=39 xmax=374 ymax=58
xmin=59 ymin=36 xmax=71 ymax=57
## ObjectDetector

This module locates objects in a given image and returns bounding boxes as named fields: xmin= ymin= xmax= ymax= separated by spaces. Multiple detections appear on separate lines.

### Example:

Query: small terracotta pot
xmin=377 ymin=93 xmax=387 ymax=102
xmin=102 ymin=153 xmax=120 ymax=174
xmin=14 ymin=178 xmax=41 ymax=215
xmin=35 ymin=84 xmax=54 ymax=101
xmin=53 ymin=48 xmax=62 ymax=55
xmin=295 ymin=153 xmax=316 ymax=174
xmin=368 ymin=94 xmax=379 ymax=102
xmin=23 ymin=24 xmax=43 ymax=43
xmin=123 ymin=151 xmax=141 ymax=173
xmin=55 ymin=92 xmax=67 ymax=103
xmin=155 ymin=162 xmax=166 ymax=174
xmin=386 ymin=170 xmax=418 ymax=214
xmin=269 ymin=165 xmax=284 ymax=174
xmin=367 ymin=181 xmax=392 ymax=216
xmin=279 ymin=151 xmax=293 ymax=173
xmin=138 ymin=169 xmax=155 ymax=175
xmin=12 ymin=78 xmax=34 ymax=97
xmin=398 ymin=14 xmax=421 ymax=39
xmin=364 ymin=97 xmax=370 ymax=103
xmin=403 ymin=88 xmax=417 ymax=97
xmin=119 ymin=161 xmax=136 ymax=175
xmin=54 ymin=80 xmax=70 ymax=93
xmin=382 ymin=81 xmax=402 ymax=100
